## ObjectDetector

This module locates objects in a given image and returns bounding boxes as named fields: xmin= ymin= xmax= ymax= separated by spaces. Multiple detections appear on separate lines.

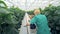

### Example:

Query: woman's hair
xmin=34 ymin=9 xmax=41 ymax=15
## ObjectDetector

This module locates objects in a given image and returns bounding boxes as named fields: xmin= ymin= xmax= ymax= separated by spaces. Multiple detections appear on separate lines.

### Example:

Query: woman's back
xmin=35 ymin=14 xmax=50 ymax=34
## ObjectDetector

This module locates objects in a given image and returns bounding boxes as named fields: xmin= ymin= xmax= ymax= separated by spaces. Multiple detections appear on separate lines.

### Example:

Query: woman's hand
xmin=26 ymin=22 xmax=30 ymax=26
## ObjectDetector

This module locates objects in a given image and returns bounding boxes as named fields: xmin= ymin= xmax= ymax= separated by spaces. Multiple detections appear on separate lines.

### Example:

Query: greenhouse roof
xmin=4 ymin=0 xmax=60 ymax=11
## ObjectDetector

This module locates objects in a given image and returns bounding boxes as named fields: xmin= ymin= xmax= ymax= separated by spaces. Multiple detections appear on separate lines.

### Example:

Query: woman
xmin=26 ymin=9 xmax=50 ymax=34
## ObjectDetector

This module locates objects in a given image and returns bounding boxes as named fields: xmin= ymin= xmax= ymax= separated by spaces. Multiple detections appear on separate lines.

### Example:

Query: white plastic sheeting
xmin=19 ymin=13 xmax=30 ymax=34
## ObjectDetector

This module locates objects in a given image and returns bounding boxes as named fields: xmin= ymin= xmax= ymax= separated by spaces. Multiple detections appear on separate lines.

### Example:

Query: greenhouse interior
xmin=0 ymin=0 xmax=60 ymax=34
